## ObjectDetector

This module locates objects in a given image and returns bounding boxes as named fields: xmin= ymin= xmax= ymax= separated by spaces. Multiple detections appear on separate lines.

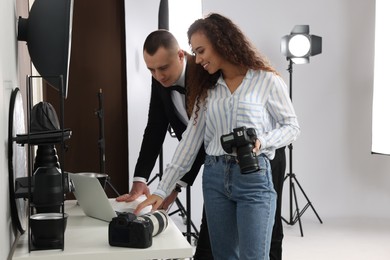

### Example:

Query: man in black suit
xmin=116 ymin=29 xmax=213 ymax=259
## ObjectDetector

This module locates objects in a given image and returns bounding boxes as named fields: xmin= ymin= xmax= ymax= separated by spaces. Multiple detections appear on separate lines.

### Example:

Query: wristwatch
xmin=174 ymin=184 xmax=182 ymax=193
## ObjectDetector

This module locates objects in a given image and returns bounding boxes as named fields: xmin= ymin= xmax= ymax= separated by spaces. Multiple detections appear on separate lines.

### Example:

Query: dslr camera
xmin=109 ymin=210 xmax=168 ymax=248
xmin=220 ymin=126 xmax=260 ymax=174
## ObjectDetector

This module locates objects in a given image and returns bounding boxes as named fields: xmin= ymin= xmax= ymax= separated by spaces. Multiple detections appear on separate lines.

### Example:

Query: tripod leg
xmin=147 ymin=173 xmax=161 ymax=186
xmin=172 ymin=197 xmax=187 ymax=222
xmin=293 ymin=175 xmax=323 ymax=224
xmin=105 ymin=179 xmax=120 ymax=197
xmin=281 ymin=173 xmax=295 ymax=225
xmin=172 ymin=193 xmax=199 ymax=241
xmin=186 ymin=187 xmax=199 ymax=240
xmin=292 ymin=182 xmax=304 ymax=237
xmin=186 ymin=186 xmax=192 ymax=243
xmin=151 ymin=148 xmax=200 ymax=242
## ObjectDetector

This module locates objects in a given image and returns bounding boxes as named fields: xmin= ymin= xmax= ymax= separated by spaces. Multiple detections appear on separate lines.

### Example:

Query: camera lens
xmin=137 ymin=210 xmax=169 ymax=237
xmin=237 ymin=144 xmax=260 ymax=174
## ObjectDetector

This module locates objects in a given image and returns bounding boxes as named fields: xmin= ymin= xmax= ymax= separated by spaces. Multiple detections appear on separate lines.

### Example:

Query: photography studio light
xmin=280 ymin=25 xmax=323 ymax=237
xmin=281 ymin=25 xmax=322 ymax=64
xmin=14 ymin=0 xmax=74 ymax=251
xmin=17 ymin=0 xmax=74 ymax=98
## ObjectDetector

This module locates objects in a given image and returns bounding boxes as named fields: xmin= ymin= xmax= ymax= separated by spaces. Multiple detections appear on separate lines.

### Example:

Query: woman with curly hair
xmin=135 ymin=13 xmax=300 ymax=260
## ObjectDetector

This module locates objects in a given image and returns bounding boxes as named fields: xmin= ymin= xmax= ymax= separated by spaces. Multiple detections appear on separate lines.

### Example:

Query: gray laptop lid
xmin=69 ymin=173 xmax=147 ymax=222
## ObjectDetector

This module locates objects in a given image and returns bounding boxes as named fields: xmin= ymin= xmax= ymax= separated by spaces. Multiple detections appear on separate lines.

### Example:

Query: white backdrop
xmin=125 ymin=0 xmax=160 ymax=184
xmin=372 ymin=0 xmax=390 ymax=155
xmin=126 ymin=0 xmax=390 ymax=231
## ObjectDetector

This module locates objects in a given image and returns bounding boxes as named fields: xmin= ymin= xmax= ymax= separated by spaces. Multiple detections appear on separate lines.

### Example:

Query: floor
xmin=172 ymin=215 xmax=390 ymax=260
xmin=282 ymin=217 xmax=390 ymax=260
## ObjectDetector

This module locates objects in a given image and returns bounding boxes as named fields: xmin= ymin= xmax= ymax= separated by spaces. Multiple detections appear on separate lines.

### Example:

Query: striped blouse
xmin=155 ymin=69 xmax=300 ymax=198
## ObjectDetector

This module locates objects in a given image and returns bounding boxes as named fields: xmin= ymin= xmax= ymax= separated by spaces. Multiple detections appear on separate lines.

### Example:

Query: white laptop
xmin=68 ymin=172 xmax=151 ymax=222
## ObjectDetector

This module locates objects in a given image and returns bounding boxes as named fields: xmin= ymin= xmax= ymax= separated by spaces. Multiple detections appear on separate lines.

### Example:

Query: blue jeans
xmin=203 ymin=154 xmax=276 ymax=260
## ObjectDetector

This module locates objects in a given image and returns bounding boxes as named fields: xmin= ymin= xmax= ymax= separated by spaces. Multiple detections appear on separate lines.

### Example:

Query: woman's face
xmin=190 ymin=31 xmax=223 ymax=74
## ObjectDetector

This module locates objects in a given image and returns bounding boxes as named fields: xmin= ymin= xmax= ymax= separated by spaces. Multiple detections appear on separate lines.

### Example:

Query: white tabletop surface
xmin=12 ymin=200 xmax=193 ymax=260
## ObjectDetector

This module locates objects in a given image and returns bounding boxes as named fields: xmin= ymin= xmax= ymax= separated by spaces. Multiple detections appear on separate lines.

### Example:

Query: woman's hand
xmin=159 ymin=190 xmax=179 ymax=211
xmin=252 ymin=138 xmax=261 ymax=156
xmin=134 ymin=194 xmax=163 ymax=215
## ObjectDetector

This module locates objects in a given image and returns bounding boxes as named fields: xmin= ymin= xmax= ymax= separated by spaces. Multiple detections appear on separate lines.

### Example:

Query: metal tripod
xmin=148 ymin=148 xmax=199 ymax=244
xmin=281 ymin=60 xmax=323 ymax=236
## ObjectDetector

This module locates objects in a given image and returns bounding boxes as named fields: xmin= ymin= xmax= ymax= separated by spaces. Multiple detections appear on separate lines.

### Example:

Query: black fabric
xmin=193 ymin=206 xmax=214 ymax=260
xmin=158 ymin=0 xmax=169 ymax=30
xmin=30 ymin=102 xmax=60 ymax=132
xmin=170 ymin=85 xmax=186 ymax=94
xmin=270 ymin=146 xmax=286 ymax=260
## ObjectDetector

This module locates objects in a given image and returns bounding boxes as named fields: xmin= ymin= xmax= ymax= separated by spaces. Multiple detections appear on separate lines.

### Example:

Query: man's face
xmin=143 ymin=47 xmax=184 ymax=88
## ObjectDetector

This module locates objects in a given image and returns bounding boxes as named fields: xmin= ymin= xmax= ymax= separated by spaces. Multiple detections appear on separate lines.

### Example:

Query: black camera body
xmin=109 ymin=210 xmax=169 ymax=248
xmin=109 ymin=212 xmax=152 ymax=248
xmin=220 ymin=126 xmax=260 ymax=174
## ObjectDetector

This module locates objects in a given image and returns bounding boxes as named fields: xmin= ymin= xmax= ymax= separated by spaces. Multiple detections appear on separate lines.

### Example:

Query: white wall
xmin=1 ymin=0 xmax=22 ymax=258
xmin=125 ymin=0 xmax=160 ymax=186
xmin=1 ymin=0 xmax=30 ymax=258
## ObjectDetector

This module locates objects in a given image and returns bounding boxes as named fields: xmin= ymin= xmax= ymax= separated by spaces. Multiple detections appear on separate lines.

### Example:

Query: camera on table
xmin=220 ymin=126 xmax=260 ymax=174
xmin=108 ymin=210 xmax=168 ymax=248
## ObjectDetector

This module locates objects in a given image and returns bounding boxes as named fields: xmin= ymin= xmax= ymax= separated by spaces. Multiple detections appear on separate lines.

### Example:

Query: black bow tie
xmin=171 ymin=85 xmax=186 ymax=94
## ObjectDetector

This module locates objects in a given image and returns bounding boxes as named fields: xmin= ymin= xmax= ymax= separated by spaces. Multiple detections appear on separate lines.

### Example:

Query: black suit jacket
xmin=133 ymin=54 xmax=205 ymax=186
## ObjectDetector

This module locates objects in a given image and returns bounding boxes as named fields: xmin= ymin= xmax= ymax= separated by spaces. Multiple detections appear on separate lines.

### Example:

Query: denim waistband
xmin=215 ymin=154 xmax=238 ymax=163
xmin=206 ymin=154 xmax=266 ymax=163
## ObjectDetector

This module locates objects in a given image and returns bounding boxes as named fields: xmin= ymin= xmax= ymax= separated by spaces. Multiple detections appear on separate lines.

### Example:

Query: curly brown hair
xmin=185 ymin=55 xmax=219 ymax=121
xmin=187 ymin=13 xmax=279 ymax=122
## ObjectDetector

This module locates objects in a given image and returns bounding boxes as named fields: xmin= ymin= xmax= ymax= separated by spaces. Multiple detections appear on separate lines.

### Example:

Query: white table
xmin=12 ymin=200 xmax=193 ymax=259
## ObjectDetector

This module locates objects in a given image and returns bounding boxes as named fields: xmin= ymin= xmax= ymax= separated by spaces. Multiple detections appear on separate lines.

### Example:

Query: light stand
xmin=148 ymin=129 xmax=199 ymax=244
xmin=95 ymin=89 xmax=120 ymax=197
xmin=280 ymin=25 xmax=323 ymax=236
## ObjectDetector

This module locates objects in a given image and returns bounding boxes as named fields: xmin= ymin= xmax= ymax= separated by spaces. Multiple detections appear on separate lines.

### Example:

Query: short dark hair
xmin=143 ymin=29 xmax=179 ymax=55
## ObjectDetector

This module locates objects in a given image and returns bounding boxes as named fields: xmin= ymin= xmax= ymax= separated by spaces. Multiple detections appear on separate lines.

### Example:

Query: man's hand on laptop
xmin=116 ymin=181 xmax=151 ymax=202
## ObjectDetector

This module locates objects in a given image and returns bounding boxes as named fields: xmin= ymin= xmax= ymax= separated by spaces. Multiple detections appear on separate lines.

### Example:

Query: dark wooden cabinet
xmin=46 ymin=0 xmax=128 ymax=198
